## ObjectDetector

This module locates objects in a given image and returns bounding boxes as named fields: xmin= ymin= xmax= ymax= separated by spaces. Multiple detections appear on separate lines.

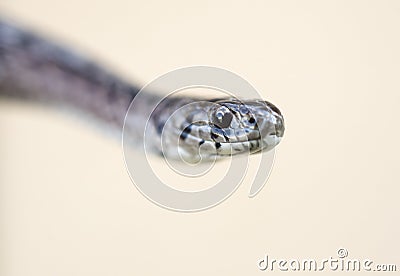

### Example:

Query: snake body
xmin=0 ymin=20 xmax=285 ymax=162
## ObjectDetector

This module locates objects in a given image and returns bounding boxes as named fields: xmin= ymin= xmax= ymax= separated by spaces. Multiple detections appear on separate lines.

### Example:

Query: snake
xmin=0 ymin=20 xmax=285 ymax=162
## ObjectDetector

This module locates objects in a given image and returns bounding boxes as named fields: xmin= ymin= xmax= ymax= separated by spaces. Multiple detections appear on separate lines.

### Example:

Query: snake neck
xmin=0 ymin=20 xmax=146 ymax=131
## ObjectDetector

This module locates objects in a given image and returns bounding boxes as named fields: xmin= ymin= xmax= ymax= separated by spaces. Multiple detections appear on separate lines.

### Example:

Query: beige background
xmin=1 ymin=0 xmax=399 ymax=275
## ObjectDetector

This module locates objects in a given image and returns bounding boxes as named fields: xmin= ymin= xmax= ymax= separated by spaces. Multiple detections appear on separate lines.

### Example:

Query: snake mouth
xmin=221 ymin=135 xmax=281 ymax=156
xmin=179 ymin=123 xmax=281 ymax=158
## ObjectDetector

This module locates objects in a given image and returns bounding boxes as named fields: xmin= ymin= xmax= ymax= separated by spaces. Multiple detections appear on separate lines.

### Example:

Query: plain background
xmin=0 ymin=0 xmax=399 ymax=275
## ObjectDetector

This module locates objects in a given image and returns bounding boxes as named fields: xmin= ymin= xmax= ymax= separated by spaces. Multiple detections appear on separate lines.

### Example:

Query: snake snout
xmin=274 ymin=116 xmax=285 ymax=138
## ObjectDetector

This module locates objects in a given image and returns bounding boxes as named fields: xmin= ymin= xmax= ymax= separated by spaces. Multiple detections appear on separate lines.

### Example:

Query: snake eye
xmin=211 ymin=106 xmax=233 ymax=128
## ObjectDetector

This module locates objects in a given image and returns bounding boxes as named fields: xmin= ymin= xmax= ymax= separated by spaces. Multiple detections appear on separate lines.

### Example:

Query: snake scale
xmin=0 ymin=20 xmax=285 ymax=162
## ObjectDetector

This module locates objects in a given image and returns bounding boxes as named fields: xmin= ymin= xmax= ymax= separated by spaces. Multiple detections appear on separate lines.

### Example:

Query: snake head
xmin=204 ymin=98 xmax=285 ymax=156
xmin=155 ymin=96 xmax=284 ymax=162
